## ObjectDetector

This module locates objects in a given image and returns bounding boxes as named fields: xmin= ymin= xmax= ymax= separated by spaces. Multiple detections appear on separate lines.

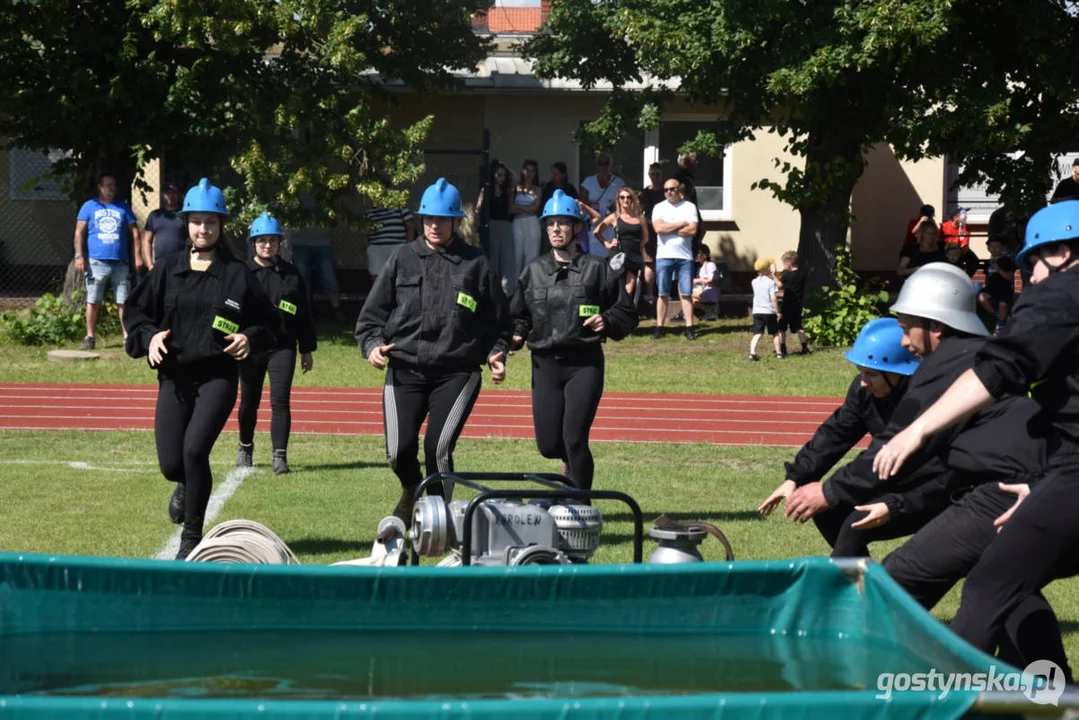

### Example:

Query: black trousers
xmin=881 ymin=483 xmax=1017 ymax=609
xmin=382 ymin=364 xmax=481 ymax=496
xmin=154 ymin=363 xmax=238 ymax=529
xmin=531 ymin=347 xmax=605 ymax=491
xmin=237 ymin=347 xmax=297 ymax=451
xmin=948 ymin=459 xmax=1079 ymax=683
xmin=813 ymin=500 xmax=942 ymax=558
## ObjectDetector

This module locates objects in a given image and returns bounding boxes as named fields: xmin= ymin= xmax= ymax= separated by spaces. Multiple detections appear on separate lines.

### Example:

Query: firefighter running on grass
xmin=354 ymin=178 xmax=513 ymax=529
xmin=236 ymin=212 xmax=318 ymax=475
xmin=509 ymin=189 xmax=638 ymax=492
xmin=123 ymin=179 xmax=279 ymax=560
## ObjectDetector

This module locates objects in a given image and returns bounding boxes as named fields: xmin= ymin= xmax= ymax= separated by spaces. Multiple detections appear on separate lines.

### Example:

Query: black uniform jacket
xmin=124 ymin=251 xmax=278 ymax=372
xmin=355 ymin=235 xmax=512 ymax=372
xmin=246 ymin=258 xmax=317 ymax=354
xmin=974 ymin=268 xmax=1079 ymax=454
xmin=786 ymin=375 xmax=905 ymax=487
xmin=823 ymin=335 xmax=1048 ymax=514
xmin=510 ymin=251 xmax=638 ymax=353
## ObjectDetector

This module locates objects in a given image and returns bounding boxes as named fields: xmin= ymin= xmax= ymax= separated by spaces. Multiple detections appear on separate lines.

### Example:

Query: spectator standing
xmin=580 ymin=153 xmax=625 ymax=257
xmin=650 ymin=178 xmax=699 ymax=341
xmin=142 ymin=180 xmax=185 ymax=271
xmin=510 ymin=159 xmax=543 ymax=291
xmin=365 ymin=204 xmax=414 ymax=282
xmin=73 ymin=173 xmax=143 ymax=349
xmin=476 ymin=160 xmax=516 ymax=296
xmin=287 ymin=192 xmax=342 ymax=321
xmin=593 ymin=186 xmax=648 ymax=298
xmin=637 ymin=163 xmax=666 ymax=306
xmin=1049 ymin=158 xmax=1079 ymax=203
xmin=674 ymin=152 xmax=705 ymax=258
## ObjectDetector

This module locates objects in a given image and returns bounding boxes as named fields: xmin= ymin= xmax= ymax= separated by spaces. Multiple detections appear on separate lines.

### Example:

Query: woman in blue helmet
xmin=759 ymin=317 xmax=924 ymax=556
xmin=509 ymin=189 xmax=638 ymax=491
xmin=124 ymin=179 xmax=278 ymax=560
xmin=876 ymin=200 xmax=1079 ymax=681
xmin=236 ymin=212 xmax=318 ymax=475
xmin=355 ymin=178 xmax=512 ymax=527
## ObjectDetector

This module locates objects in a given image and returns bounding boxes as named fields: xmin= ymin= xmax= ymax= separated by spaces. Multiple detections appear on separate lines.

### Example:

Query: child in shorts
xmin=778 ymin=250 xmax=810 ymax=356
xmin=749 ymin=257 xmax=781 ymax=361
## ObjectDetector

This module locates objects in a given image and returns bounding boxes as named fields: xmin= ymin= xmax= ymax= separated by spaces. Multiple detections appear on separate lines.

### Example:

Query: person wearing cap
xmin=784 ymin=263 xmax=1046 ymax=571
xmin=236 ymin=212 xmax=317 ymax=475
xmin=875 ymin=201 xmax=1079 ymax=679
xmin=759 ymin=317 xmax=925 ymax=557
xmin=355 ymin=178 xmax=513 ymax=527
xmin=509 ymin=190 xmax=637 ymax=492
xmin=123 ymin=178 xmax=279 ymax=560
xmin=748 ymin=256 xmax=781 ymax=359
xmin=1049 ymin=157 xmax=1079 ymax=204
xmin=142 ymin=180 xmax=186 ymax=271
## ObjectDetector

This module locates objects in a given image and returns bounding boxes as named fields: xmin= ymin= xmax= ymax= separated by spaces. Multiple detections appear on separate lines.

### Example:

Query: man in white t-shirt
xmin=579 ymin=153 xmax=624 ymax=257
xmin=650 ymin=179 xmax=699 ymax=340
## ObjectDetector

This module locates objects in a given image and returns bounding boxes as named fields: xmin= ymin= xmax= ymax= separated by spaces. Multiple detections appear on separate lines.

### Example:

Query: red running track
xmin=0 ymin=382 xmax=863 ymax=448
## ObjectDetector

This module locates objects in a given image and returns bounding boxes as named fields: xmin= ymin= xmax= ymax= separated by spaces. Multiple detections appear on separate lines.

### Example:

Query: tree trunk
xmin=795 ymin=132 xmax=865 ymax=296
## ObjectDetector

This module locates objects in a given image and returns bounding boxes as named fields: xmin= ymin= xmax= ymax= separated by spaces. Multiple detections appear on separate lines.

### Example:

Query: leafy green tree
xmin=526 ymin=0 xmax=1079 ymax=289
xmin=0 ymin=0 xmax=490 ymax=227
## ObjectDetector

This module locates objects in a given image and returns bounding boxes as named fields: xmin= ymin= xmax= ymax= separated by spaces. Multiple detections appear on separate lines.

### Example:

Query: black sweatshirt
xmin=785 ymin=375 xmax=906 ymax=487
xmin=246 ymin=258 xmax=317 ymax=354
xmin=510 ymin=251 xmax=638 ymax=353
xmin=823 ymin=335 xmax=1048 ymax=512
xmin=124 ymin=251 xmax=278 ymax=373
xmin=974 ymin=267 xmax=1079 ymax=451
xmin=355 ymin=236 xmax=512 ymax=372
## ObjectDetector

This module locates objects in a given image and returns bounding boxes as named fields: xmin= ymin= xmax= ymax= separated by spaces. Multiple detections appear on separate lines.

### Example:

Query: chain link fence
xmin=0 ymin=147 xmax=79 ymax=309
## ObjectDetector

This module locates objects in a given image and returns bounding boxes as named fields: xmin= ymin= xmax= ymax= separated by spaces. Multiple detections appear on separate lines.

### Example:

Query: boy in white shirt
xmin=650 ymin=179 xmax=699 ymax=340
xmin=749 ymin=257 xmax=782 ymax=361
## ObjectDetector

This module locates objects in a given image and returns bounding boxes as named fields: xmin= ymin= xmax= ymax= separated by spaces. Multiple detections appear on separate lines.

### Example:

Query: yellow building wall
xmin=850 ymin=145 xmax=947 ymax=272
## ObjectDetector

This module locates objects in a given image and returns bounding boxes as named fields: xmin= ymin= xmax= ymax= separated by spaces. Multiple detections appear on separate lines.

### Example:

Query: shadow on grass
xmin=601 ymin=510 xmax=764 ymax=523
xmin=287 ymin=537 xmax=374 ymax=556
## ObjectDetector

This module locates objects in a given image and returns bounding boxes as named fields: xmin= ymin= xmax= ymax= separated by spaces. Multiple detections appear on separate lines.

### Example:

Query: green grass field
xmin=0 ymin=316 xmax=854 ymax=397
xmin=1 ymin=428 xmax=1076 ymax=669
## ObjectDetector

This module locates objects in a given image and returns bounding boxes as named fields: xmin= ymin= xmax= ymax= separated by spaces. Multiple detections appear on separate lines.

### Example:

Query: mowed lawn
xmin=0 ymin=316 xmax=855 ymax=397
xmin=1 ymin=428 xmax=1077 ymax=670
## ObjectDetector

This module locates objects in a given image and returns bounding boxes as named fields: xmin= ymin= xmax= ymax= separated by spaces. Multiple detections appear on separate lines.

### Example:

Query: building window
xmin=577 ymin=119 xmax=733 ymax=221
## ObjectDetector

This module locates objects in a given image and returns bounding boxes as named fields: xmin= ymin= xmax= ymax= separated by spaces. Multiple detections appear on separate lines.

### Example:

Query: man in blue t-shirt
xmin=72 ymin=173 xmax=141 ymax=350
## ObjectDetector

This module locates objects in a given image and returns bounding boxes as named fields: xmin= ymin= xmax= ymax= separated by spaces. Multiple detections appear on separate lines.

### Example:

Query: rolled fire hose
xmin=184 ymin=517 xmax=406 ymax=567
xmin=653 ymin=514 xmax=735 ymax=561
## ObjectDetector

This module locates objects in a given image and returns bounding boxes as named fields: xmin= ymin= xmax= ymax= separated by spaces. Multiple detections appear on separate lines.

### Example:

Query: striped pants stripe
xmin=382 ymin=365 xmax=481 ymax=498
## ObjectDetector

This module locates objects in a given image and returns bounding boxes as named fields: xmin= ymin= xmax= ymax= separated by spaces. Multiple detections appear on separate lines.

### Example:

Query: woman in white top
xmin=511 ymin=159 xmax=543 ymax=288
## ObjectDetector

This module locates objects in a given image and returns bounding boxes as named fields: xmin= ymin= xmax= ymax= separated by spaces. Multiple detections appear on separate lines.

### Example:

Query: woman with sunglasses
xmin=509 ymin=190 xmax=638 ymax=491
xmin=235 ymin=212 xmax=317 ymax=475
xmin=593 ymin=187 xmax=649 ymax=299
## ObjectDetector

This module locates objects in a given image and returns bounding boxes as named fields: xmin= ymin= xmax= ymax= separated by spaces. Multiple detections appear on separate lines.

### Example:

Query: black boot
xmin=393 ymin=487 xmax=417 ymax=530
xmin=176 ymin=518 xmax=203 ymax=561
xmin=168 ymin=483 xmax=186 ymax=524
xmin=272 ymin=450 xmax=290 ymax=475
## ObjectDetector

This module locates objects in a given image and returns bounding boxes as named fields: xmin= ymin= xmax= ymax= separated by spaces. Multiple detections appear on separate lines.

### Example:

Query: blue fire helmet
xmin=844 ymin=317 xmax=920 ymax=376
xmin=249 ymin=211 xmax=283 ymax=240
xmin=541 ymin=189 xmax=581 ymax=221
xmin=1016 ymin=200 xmax=1079 ymax=272
xmin=418 ymin=178 xmax=466 ymax=218
xmin=180 ymin=178 xmax=228 ymax=217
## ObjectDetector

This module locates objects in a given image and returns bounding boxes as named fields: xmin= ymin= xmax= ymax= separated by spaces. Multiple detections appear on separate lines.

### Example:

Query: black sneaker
xmin=272 ymin=452 xmax=290 ymax=475
xmin=176 ymin=529 xmax=202 ymax=561
xmin=81 ymin=335 xmax=95 ymax=350
xmin=168 ymin=483 xmax=185 ymax=524
xmin=749 ymin=354 xmax=760 ymax=362
xmin=684 ymin=327 xmax=697 ymax=341
xmin=800 ymin=344 xmax=812 ymax=355
xmin=651 ymin=327 xmax=664 ymax=340
xmin=236 ymin=443 xmax=253 ymax=468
